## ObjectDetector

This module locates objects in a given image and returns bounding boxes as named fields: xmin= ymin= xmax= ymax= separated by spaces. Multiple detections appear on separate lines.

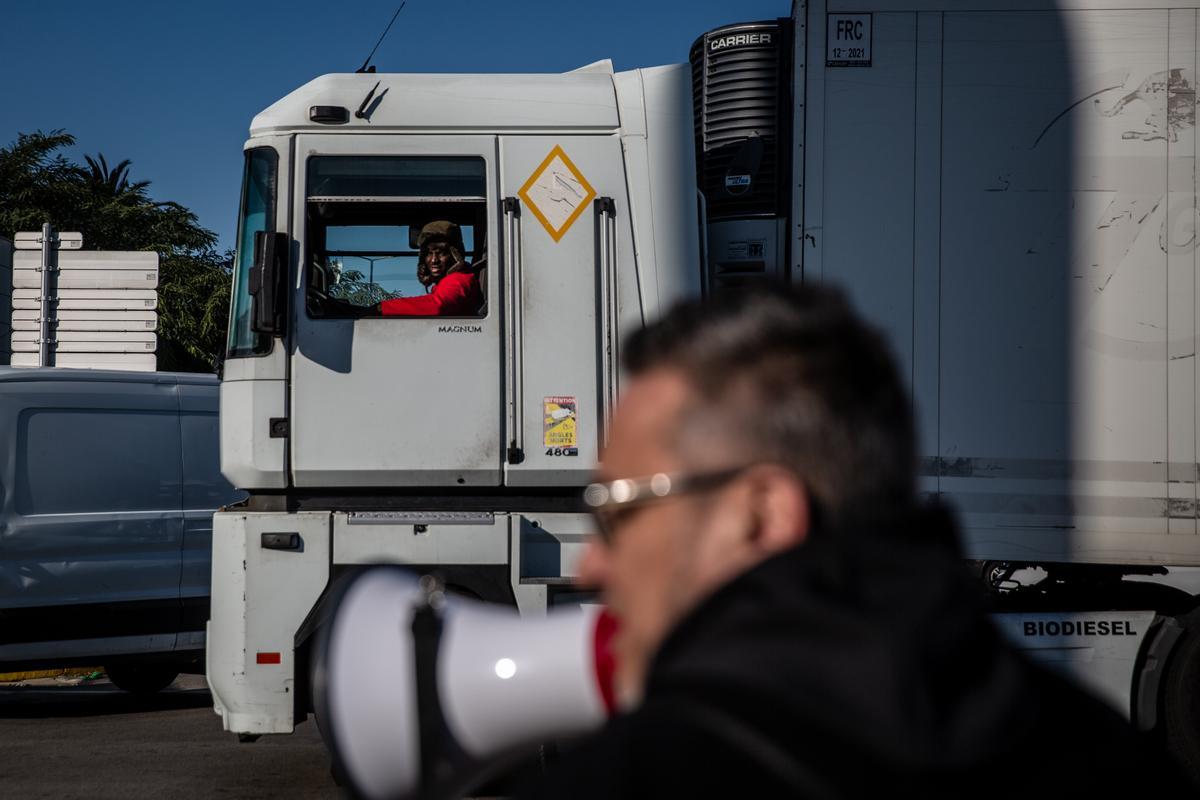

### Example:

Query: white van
xmin=0 ymin=367 xmax=244 ymax=691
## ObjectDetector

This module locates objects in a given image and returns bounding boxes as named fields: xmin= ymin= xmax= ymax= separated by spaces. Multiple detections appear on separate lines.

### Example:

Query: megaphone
xmin=314 ymin=567 xmax=618 ymax=800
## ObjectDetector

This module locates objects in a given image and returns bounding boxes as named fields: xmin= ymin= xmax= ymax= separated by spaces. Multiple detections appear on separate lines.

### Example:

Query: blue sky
xmin=1 ymin=0 xmax=788 ymax=250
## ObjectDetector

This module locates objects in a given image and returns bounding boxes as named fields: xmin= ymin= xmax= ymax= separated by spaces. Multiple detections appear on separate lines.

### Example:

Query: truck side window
xmin=305 ymin=157 xmax=487 ymax=319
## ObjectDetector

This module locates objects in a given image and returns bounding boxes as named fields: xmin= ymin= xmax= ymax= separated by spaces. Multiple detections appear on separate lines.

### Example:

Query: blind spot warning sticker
xmin=544 ymin=396 xmax=579 ymax=456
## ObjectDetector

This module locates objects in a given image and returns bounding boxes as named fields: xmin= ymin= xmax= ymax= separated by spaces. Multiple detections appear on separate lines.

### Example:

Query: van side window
xmin=305 ymin=157 xmax=488 ymax=319
xmin=16 ymin=410 xmax=181 ymax=514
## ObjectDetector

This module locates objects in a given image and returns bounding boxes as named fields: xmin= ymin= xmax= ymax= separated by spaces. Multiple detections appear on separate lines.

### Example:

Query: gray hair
xmin=623 ymin=283 xmax=916 ymax=528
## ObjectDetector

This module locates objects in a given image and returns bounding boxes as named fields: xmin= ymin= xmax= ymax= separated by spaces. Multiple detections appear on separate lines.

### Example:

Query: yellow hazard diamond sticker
xmin=518 ymin=145 xmax=597 ymax=243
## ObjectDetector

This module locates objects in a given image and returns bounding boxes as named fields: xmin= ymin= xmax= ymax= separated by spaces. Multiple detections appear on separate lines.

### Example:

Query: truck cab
xmin=208 ymin=63 xmax=701 ymax=735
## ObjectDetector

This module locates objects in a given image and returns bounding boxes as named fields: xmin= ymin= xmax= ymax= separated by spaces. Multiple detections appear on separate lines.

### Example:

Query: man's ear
xmin=747 ymin=465 xmax=811 ymax=555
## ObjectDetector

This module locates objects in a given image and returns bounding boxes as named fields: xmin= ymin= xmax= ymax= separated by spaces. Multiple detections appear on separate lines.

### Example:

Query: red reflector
xmin=256 ymin=652 xmax=281 ymax=665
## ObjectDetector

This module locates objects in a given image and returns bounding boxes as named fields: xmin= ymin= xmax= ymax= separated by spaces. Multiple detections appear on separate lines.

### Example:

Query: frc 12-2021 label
xmin=827 ymin=14 xmax=872 ymax=67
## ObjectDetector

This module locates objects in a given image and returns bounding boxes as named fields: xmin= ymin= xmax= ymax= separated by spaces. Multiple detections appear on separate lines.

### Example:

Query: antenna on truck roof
xmin=356 ymin=1 xmax=407 ymax=74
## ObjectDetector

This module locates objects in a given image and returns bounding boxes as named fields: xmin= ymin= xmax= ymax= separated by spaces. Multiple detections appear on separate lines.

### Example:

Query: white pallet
xmin=9 ymin=352 xmax=157 ymax=371
xmin=12 ymin=288 xmax=158 ymax=311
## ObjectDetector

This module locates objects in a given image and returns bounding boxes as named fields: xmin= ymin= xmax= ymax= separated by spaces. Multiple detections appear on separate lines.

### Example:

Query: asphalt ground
xmin=0 ymin=674 xmax=348 ymax=799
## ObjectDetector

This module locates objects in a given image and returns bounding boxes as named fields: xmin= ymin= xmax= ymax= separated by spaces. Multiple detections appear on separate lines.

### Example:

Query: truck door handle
xmin=504 ymin=196 xmax=525 ymax=464
xmin=261 ymin=532 xmax=301 ymax=551
xmin=596 ymin=197 xmax=618 ymax=447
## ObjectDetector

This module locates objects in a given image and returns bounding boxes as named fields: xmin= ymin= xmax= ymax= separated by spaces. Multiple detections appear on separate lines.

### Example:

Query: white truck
xmin=207 ymin=63 xmax=700 ymax=736
xmin=210 ymin=0 xmax=1200 ymax=778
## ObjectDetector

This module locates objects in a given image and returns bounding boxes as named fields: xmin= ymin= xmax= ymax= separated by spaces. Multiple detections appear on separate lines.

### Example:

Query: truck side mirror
xmin=248 ymin=231 xmax=289 ymax=336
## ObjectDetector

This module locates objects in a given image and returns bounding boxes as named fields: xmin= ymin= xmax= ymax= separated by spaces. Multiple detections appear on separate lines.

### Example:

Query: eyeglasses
xmin=583 ymin=466 xmax=751 ymax=544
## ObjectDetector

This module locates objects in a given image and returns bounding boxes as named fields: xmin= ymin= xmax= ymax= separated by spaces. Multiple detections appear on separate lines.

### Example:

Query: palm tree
xmin=82 ymin=153 xmax=150 ymax=204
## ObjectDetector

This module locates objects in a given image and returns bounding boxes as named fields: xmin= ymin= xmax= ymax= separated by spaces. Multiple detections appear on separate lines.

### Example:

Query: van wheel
xmin=1163 ymin=629 xmax=1200 ymax=789
xmin=105 ymin=663 xmax=179 ymax=694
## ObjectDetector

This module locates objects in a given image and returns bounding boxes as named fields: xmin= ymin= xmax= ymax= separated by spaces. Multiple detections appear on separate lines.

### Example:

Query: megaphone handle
xmin=412 ymin=601 xmax=444 ymax=799
xmin=411 ymin=595 xmax=470 ymax=799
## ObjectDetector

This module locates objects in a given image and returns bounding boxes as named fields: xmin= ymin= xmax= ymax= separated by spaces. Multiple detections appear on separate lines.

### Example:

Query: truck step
xmin=519 ymin=576 xmax=576 ymax=586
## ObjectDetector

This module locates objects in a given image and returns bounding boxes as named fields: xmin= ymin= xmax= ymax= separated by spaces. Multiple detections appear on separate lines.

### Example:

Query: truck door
xmin=290 ymin=136 xmax=501 ymax=488
xmin=499 ymin=136 xmax=625 ymax=486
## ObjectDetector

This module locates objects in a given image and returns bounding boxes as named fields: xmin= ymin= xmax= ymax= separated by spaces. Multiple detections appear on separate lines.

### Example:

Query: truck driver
xmin=377 ymin=220 xmax=483 ymax=317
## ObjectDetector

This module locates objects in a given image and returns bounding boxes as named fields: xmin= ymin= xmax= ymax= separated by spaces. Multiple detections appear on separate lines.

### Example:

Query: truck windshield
xmin=227 ymin=148 xmax=278 ymax=358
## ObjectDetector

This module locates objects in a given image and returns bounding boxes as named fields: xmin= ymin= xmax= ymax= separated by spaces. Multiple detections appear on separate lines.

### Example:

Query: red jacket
xmin=379 ymin=271 xmax=481 ymax=317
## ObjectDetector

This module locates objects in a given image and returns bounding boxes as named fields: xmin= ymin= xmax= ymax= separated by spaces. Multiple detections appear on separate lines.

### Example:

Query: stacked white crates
xmin=0 ymin=237 xmax=10 ymax=365
xmin=9 ymin=234 xmax=158 ymax=371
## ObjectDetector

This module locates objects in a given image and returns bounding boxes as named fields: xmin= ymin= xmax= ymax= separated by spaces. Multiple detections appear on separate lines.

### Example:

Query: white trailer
xmin=737 ymin=0 xmax=1200 ymax=773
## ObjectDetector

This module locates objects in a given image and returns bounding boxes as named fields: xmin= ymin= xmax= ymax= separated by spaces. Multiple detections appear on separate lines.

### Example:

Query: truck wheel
xmin=104 ymin=663 xmax=179 ymax=695
xmin=1163 ymin=629 xmax=1200 ymax=788
xmin=980 ymin=561 xmax=1014 ymax=592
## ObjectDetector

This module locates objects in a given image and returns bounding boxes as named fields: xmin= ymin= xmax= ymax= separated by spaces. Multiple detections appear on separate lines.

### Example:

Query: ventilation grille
xmin=689 ymin=21 xmax=790 ymax=220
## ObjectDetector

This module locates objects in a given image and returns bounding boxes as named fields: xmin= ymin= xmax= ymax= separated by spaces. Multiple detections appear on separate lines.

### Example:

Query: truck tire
xmin=1163 ymin=628 xmax=1200 ymax=788
xmin=104 ymin=663 xmax=179 ymax=695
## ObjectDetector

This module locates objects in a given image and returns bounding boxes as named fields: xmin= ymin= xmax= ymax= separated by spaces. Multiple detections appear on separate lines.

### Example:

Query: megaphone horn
xmin=315 ymin=567 xmax=617 ymax=800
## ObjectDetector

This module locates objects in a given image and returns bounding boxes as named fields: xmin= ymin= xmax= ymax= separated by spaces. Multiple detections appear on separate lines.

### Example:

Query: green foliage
xmin=327 ymin=267 xmax=403 ymax=307
xmin=0 ymin=130 xmax=230 ymax=372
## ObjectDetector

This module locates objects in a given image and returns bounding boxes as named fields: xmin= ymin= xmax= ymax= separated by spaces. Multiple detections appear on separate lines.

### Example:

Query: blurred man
xmin=520 ymin=283 xmax=1185 ymax=797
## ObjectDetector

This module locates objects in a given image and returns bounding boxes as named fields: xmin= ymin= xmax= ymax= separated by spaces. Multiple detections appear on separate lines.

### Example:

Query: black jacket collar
xmin=644 ymin=503 xmax=1033 ymax=767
